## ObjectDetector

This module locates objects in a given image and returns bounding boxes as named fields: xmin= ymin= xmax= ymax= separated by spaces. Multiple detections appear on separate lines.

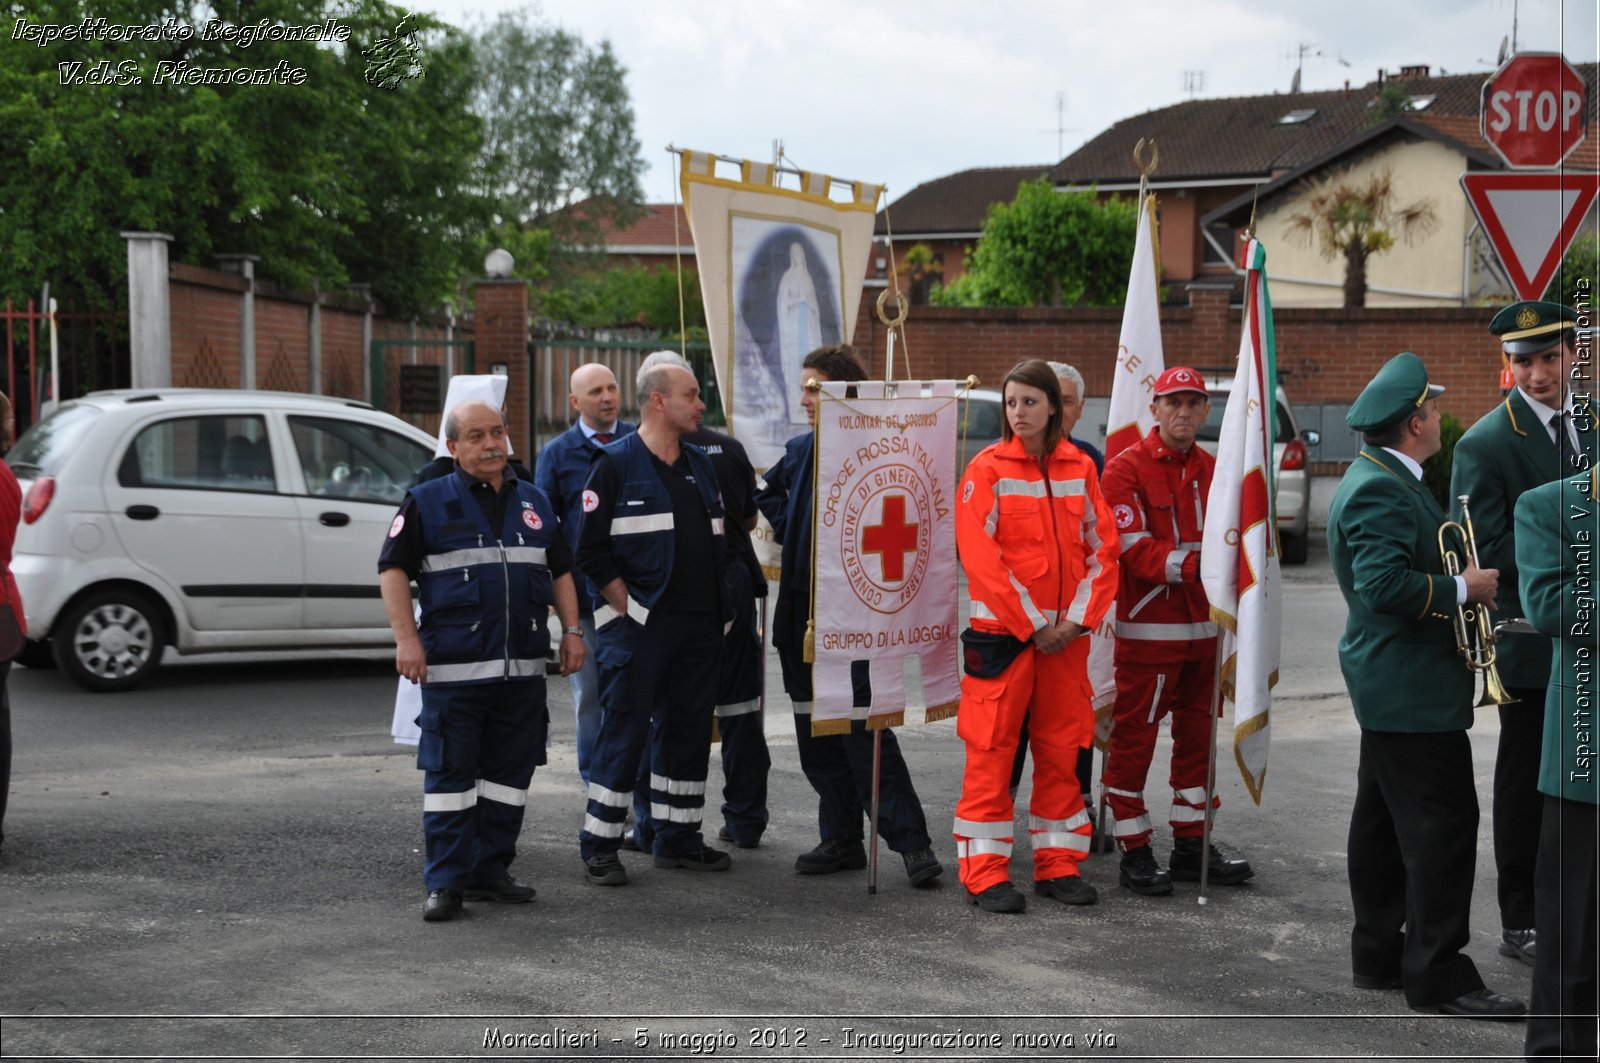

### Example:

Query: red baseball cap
xmin=1153 ymin=366 xmax=1208 ymax=397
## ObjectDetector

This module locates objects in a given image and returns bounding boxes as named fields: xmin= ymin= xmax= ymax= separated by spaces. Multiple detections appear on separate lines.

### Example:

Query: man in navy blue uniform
xmin=576 ymin=361 xmax=732 ymax=885
xmin=535 ymin=363 xmax=637 ymax=785
xmin=379 ymin=401 xmax=584 ymax=923
xmin=637 ymin=350 xmax=770 ymax=850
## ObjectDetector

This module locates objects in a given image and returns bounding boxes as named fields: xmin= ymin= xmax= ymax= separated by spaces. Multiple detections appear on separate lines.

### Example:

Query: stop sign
xmin=1480 ymin=52 xmax=1589 ymax=169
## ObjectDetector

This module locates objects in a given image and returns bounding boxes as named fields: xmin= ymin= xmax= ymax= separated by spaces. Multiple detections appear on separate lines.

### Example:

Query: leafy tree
xmin=901 ymin=242 xmax=943 ymax=305
xmin=1283 ymin=167 xmax=1439 ymax=308
xmin=0 ymin=0 xmax=489 ymax=315
xmin=1545 ymin=231 xmax=1598 ymax=309
xmin=469 ymin=8 xmax=645 ymax=282
xmin=1369 ymin=83 xmax=1411 ymax=125
xmin=931 ymin=179 xmax=1137 ymax=308
xmin=540 ymin=265 xmax=704 ymax=337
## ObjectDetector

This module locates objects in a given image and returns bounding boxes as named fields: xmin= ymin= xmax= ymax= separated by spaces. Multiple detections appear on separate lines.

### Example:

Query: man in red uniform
xmin=1099 ymin=367 xmax=1253 ymax=895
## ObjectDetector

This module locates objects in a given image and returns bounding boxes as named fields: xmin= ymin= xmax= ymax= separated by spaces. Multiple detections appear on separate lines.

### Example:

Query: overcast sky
xmin=413 ymin=0 xmax=1598 ymax=207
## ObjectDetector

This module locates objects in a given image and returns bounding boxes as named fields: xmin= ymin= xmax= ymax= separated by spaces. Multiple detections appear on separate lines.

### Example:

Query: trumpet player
xmin=1329 ymin=353 xmax=1525 ymax=1019
xmin=1448 ymin=300 xmax=1585 ymax=967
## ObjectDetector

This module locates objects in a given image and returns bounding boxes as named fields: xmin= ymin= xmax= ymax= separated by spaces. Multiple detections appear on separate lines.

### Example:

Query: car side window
xmin=118 ymin=415 xmax=276 ymax=492
xmin=289 ymin=415 xmax=432 ymax=504
xmin=960 ymin=398 xmax=1003 ymax=439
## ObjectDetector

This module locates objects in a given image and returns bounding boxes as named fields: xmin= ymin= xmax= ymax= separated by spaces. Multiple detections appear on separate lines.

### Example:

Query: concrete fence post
xmin=122 ymin=232 xmax=173 ymax=389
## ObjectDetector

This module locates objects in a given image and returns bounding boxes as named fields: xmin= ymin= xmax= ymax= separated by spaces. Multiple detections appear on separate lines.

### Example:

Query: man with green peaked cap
xmin=1513 ymin=462 xmax=1600 ymax=1059
xmin=1328 ymin=352 xmax=1526 ymax=1019
xmin=1449 ymin=299 xmax=1589 ymax=970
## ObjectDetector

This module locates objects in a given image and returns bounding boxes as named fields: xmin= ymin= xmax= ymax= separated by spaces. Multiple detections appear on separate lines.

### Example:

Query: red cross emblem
xmin=861 ymin=494 xmax=920 ymax=582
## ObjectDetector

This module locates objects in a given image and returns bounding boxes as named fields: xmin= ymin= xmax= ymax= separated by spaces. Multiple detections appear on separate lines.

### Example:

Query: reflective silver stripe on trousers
xmin=1111 ymin=813 xmax=1153 ymax=837
xmin=1114 ymin=620 xmax=1219 ymax=641
xmin=423 ymin=789 xmax=477 ymax=812
xmin=593 ymin=599 xmax=652 ymax=628
xmin=956 ymin=838 xmax=1012 ymax=859
xmin=650 ymin=772 xmax=706 ymax=797
xmin=612 ymin=512 xmax=676 ymax=535
xmin=587 ymin=781 xmax=632 ymax=808
xmin=1170 ymin=805 xmax=1209 ymax=824
xmin=478 ymin=779 xmax=528 ymax=807
xmin=953 ymin=816 xmax=1014 ymax=839
xmin=425 ymin=658 xmax=545 ymax=683
xmin=582 ymin=813 xmax=626 ymax=837
xmin=714 ymin=698 xmax=760 ymax=718
xmin=1032 ymin=831 xmax=1092 ymax=853
xmin=1030 ymin=810 xmax=1091 ymax=832
xmin=1174 ymin=786 xmax=1209 ymax=805
xmin=1120 ymin=530 xmax=1152 ymax=549
xmin=650 ymin=803 xmax=702 ymax=823
xmin=1103 ymin=785 xmax=1143 ymax=800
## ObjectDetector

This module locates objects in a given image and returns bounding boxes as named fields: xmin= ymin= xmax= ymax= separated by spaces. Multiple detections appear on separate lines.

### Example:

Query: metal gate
xmin=529 ymin=333 xmax=716 ymax=453
xmin=368 ymin=337 xmax=475 ymax=438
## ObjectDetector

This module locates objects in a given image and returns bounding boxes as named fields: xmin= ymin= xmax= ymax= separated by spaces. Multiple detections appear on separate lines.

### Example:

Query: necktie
xmin=1556 ymin=412 xmax=1579 ymax=473
xmin=595 ymin=433 xmax=612 ymax=445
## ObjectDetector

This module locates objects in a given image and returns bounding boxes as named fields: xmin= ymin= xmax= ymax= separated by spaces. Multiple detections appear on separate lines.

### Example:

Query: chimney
xmin=1397 ymin=64 xmax=1430 ymax=80
xmin=1344 ymin=79 xmax=1351 ymax=98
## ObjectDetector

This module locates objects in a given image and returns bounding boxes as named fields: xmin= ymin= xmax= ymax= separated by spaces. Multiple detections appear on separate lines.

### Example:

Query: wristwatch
xmin=561 ymin=625 xmax=584 ymax=637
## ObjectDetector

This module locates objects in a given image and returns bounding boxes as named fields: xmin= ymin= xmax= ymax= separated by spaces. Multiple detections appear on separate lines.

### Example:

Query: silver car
xmin=7 ymin=389 xmax=438 ymax=691
xmin=1195 ymin=378 xmax=1320 ymax=564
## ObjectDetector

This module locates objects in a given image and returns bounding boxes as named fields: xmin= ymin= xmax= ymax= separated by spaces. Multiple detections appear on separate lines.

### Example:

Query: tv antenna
xmin=1182 ymin=70 xmax=1206 ymax=96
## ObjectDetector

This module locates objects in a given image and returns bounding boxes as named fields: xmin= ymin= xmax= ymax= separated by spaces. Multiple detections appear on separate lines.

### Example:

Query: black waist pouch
xmin=960 ymin=627 xmax=1030 ymax=679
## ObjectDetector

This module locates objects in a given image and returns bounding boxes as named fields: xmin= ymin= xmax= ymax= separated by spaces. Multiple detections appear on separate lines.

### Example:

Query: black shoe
xmin=1118 ymin=845 xmax=1174 ymax=895
xmin=422 ymin=888 xmax=463 ymax=922
xmin=795 ymin=838 xmax=868 ymax=874
xmin=1421 ymin=987 xmax=1527 ymax=1020
xmin=1034 ymin=875 xmax=1098 ymax=906
xmin=1498 ymin=928 xmax=1536 ymax=966
xmin=1352 ymin=974 xmax=1403 ymax=990
xmin=902 ymin=847 xmax=944 ymax=887
xmin=717 ymin=826 xmax=760 ymax=849
xmin=463 ymin=877 xmax=536 ymax=903
xmin=654 ymin=844 xmax=732 ymax=871
xmin=584 ymin=854 xmax=628 ymax=886
xmin=970 ymin=881 xmax=1027 ymax=913
xmin=1169 ymin=837 xmax=1254 ymax=884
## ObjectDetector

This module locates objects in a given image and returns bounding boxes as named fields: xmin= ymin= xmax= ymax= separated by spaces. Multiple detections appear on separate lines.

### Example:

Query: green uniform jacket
xmin=1329 ymin=448 xmax=1473 ymax=732
xmin=1513 ymin=468 xmax=1600 ymax=805
xmin=1449 ymin=392 xmax=1594 ymax=688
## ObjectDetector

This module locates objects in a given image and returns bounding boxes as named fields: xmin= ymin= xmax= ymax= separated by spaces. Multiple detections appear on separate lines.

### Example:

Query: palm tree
xmin=1284 ymin=168 xmax=1439 ymax=308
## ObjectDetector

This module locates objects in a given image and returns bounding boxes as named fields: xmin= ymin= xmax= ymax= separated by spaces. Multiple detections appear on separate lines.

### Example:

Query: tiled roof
xmin=874 ymin=165 xmax=1050 ymax=235
xmin=597 ymin=203 xmax=692 ymax=249
xmin=1049 ymin=65 xmax=1597 ymax=184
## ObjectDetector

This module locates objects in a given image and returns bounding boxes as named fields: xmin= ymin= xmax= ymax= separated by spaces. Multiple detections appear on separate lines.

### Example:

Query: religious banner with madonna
xmin=808 ymin=380 xmax=962 ymax=735
xmin=678 ymin=149 xmax=881 ymax=477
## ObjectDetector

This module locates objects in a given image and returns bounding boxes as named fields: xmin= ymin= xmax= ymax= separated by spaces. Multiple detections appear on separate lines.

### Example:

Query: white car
xmin=1195 ymin=378 xmax=1320 ymax=564
xmin=7 ymin=390 xmax=438 ymax=691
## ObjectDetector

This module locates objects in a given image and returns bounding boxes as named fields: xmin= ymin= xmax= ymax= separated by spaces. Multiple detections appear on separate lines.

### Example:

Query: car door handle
xmin=126 ymin=505 xmax=160 ymax=520
xmin=319 ymin=512 xmax=351 ymax=527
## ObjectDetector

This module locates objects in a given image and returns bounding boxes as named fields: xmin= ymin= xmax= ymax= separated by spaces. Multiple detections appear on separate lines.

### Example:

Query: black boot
xmin=1169 ymin=837 xmax=1253 ymax=884
xmin=1117 ymin=845 xmax=1173 ymax=895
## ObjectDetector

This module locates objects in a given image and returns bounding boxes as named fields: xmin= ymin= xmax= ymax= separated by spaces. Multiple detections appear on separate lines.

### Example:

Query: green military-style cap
xmin=1346 ymin=352 xmax=1445 ymax=432
xmin=1489 ymin=300 xmax=1577 ymax=356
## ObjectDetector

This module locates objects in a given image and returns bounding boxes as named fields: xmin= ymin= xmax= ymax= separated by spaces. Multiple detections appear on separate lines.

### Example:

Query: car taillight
xmin=1280 ymin=438 xmax=1307 ymax=472
xmin=22 ymin=476 xmax=54 ymax=524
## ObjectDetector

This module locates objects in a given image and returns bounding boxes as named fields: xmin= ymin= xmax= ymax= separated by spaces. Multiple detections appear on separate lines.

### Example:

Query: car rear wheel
xmin=53 ymin=591 xmax=166 ymax=692
xmin=1281 ymin=530 xmax=1309 ymax=565
xmin=16 ymin=638 xmax=56 ymax=670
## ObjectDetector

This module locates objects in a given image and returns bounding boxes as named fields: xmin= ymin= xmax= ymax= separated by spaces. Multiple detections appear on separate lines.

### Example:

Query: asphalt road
xmin=0 ymin=535 xmax=1536 ymax=1062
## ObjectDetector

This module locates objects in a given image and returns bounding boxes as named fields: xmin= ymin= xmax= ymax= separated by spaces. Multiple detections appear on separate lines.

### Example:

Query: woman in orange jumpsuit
xmin=953 ymin=359 xmax=1119 ymax=913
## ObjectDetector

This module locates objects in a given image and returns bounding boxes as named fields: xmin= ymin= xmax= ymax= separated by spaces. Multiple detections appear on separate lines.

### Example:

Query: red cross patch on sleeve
xmin=1113 ymin=504 xmax=1136 ymax=530
xmin=388 ymin=514 xmax=405 ymax=538
xmin=582 ymin=489 xmax=600 ymax=514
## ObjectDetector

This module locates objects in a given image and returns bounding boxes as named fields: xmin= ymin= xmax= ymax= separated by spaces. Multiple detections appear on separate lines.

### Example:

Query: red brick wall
xmin=169 ymin=264 xmax=244 ymax=389
xmin=850 ymin=287 xmax=1504 ymax=425
xmin=473 ymin=281 xmax=531 ymax=456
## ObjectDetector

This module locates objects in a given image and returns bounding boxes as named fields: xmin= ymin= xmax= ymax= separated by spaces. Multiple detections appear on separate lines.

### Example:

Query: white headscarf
xmin=434 ymin=374 xmax=511 ymax=458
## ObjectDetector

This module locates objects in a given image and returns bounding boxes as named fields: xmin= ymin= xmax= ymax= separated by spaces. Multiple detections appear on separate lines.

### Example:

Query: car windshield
xmin=1196 ymin=394 xmax=1294 ymax=444
xmin=7 ymin=402 xmax=103 ymax=475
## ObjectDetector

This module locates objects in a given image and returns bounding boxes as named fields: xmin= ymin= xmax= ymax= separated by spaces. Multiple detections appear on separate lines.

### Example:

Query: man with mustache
xmin=380 ymin=400 xmax=584 ymax=922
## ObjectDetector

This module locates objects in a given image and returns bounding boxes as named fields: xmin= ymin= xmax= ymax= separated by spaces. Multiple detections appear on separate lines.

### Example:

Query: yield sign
xmin=1461 ymin=171 xmax=1599 ymax=299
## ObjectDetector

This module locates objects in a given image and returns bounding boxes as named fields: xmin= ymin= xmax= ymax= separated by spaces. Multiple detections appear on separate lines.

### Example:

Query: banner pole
xmin=1093 ymin=741 xmax=1112 ymax=854
xmin=868 ymin=728 xmax=882 ymax=895
xmin=1197 ymin=634 xmax=1226 ymax=906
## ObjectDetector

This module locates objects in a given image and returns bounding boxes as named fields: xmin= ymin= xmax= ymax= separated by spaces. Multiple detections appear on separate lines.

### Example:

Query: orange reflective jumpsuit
xmin=952 ymin=435 xmax=1120 ymax=894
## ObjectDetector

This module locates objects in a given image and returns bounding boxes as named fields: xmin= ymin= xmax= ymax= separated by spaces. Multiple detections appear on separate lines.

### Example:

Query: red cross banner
xmin=808 ymin=380 xmax=963 ymax=734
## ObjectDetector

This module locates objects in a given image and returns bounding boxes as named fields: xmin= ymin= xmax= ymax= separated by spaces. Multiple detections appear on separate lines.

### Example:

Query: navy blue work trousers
xmin=581 ymin=609 xmax=720 ymax=861
xmin=417 ymin=678 xmax=548 ymax=891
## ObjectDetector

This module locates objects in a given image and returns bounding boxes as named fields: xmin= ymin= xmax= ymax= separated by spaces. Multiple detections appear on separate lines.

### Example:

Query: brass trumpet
xmin=1438 ymin=494 xmax=1517 ymax=706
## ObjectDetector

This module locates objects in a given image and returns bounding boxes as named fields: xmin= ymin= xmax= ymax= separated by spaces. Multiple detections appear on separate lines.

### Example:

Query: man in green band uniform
xmin=1514 ymin=463 xmax=1599 ymax=1058
xmin=1328 ymin=352 xmax=1525 ymax=1019
xmin=1449 ymin=300 xmax=1585 ymax=967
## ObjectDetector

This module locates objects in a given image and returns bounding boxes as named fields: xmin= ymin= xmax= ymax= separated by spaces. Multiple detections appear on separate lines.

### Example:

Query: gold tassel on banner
xmin=924 ymin=700 xmax=960 ymax=724
xmin=811 ymin=718 xmax=853 ymax=737
xmin=869 ymin=711 xmax=906 ymax=730
xmin=802 ymin=618 xmax=816 ymax=664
